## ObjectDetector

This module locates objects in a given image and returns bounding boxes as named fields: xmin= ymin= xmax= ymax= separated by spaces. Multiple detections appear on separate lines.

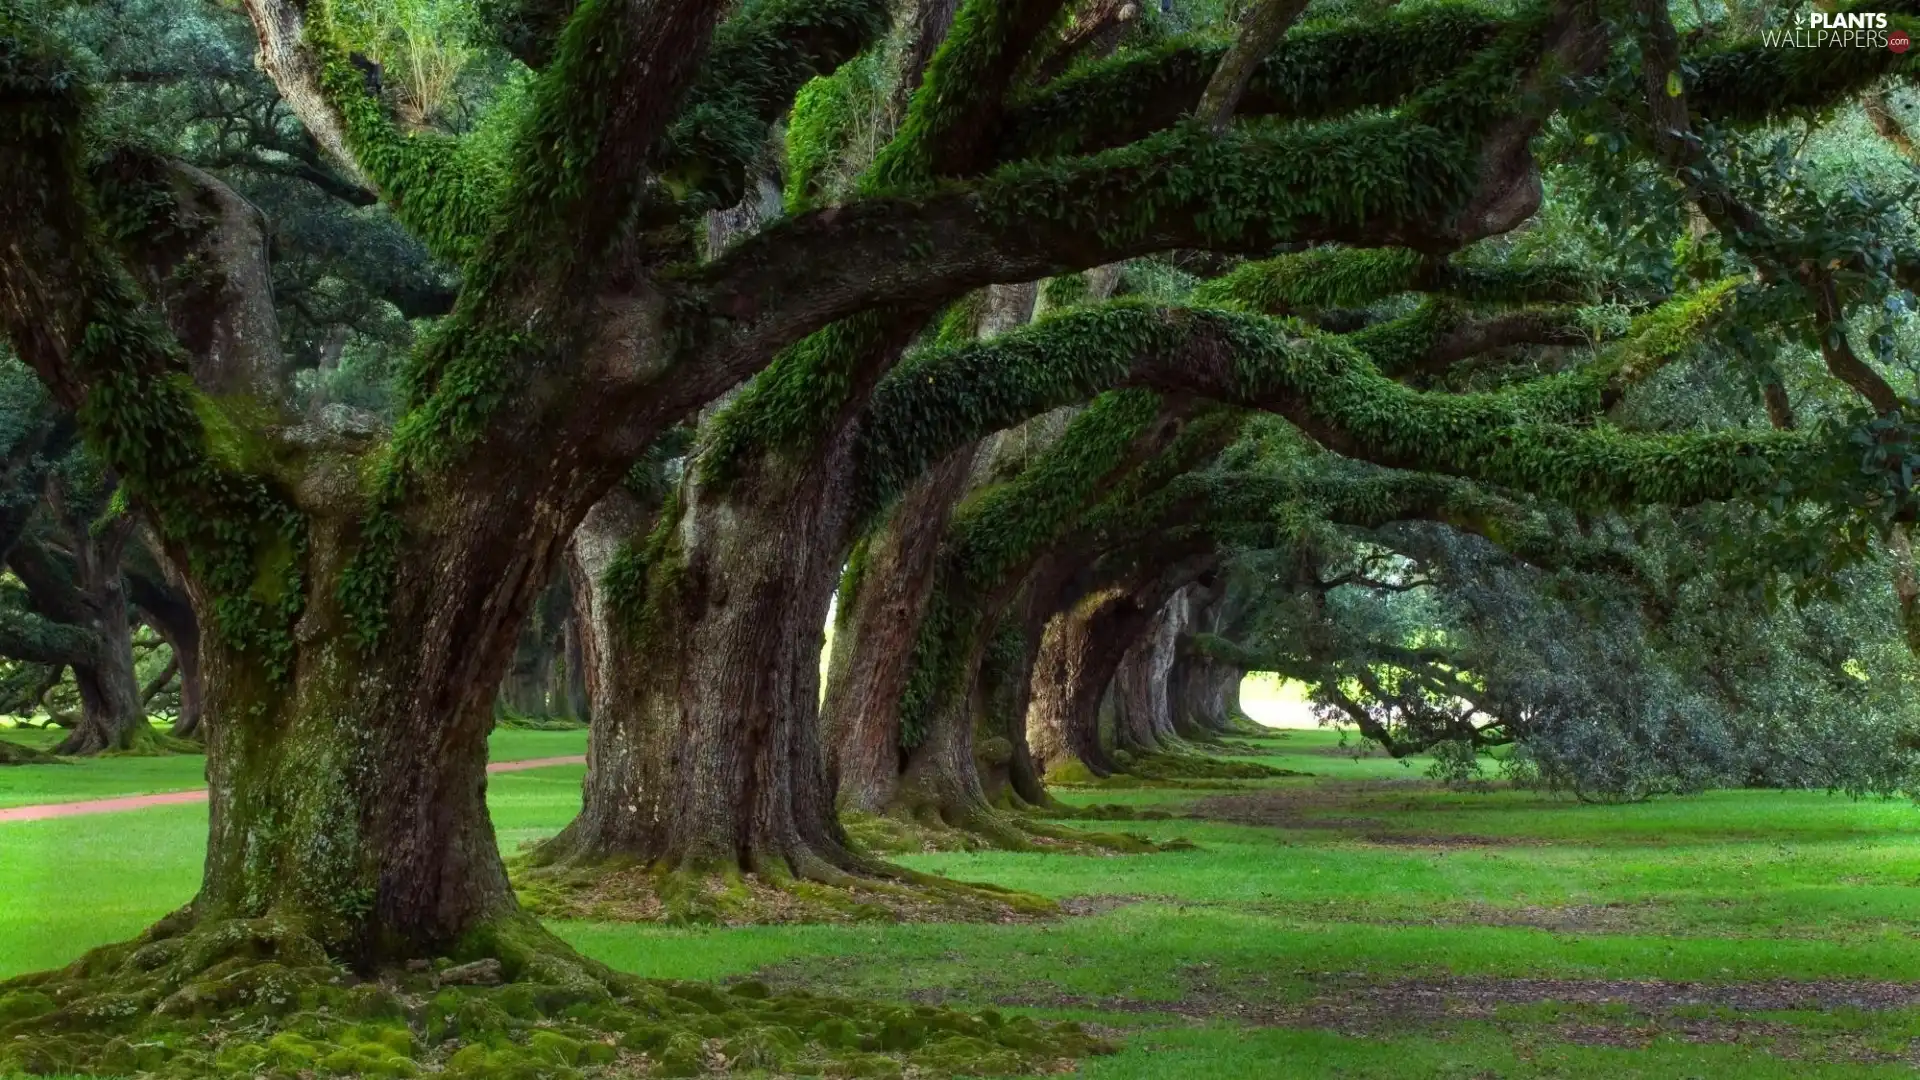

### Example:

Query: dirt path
xmin=0 ymin=755 xmax=586 ymax=824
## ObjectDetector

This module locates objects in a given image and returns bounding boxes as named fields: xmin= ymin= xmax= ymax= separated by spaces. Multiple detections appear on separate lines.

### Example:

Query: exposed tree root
xmin=0 ymin=738 xmax=60 ymax=765
xmin=513 ymin=856 xmax=1062 ymax=927
xmin=1042 ymin=802 xmax=1178 ymax=823
xmin=1048 ymin=750 xmax=1307 ymax=790
xmin=50 ymin=723 xmax=202 ymax=758
xmin=849 ymin=807 xmax=1193 ymax=858
xmin=0 ymin=909 xmax=1108 ymax=1078
xmin=514 ymin=806 xmax=1196 ymax=928
xmin=1219 ymin=711 xmax=1277 ymax=738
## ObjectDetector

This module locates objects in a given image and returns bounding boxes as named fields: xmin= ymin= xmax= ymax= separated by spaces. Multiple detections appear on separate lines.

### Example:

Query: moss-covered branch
xmin=864 ymin=0 xmax=1075 ymax=188
xmin=854 ymin=282 xmax=1749 ymax=516
xmin=1683 ymin=1 xmax=1920 ymax=127
xmin=999 ymin=0 xmax=1916 ymax=168
xmin=1193 ymin=246 xmax=1600 ymax=315
xmin=691 ymin=0 xmax=1074 ymax=487
xmin=653 ymin=0 xmax=890 ymax=214
xmin=0 ymin=10 xmax=307 ymax=677
xmin=1343 ymin=302 xmax=1597 ymax=378
xmin=998 ymin=2 xmax=1509 ymax=161
xmin=701 ymin=3 xmax=1603 ymax=370
xmin=1126 ymin=461 xmax=1634 ymax=579
xmin=0 ymin=605 xmax=101 ymax=668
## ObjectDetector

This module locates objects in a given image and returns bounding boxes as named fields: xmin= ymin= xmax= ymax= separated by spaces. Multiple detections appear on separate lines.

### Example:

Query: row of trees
xmin=2 ymin=0 xmax=1919 ymax=1073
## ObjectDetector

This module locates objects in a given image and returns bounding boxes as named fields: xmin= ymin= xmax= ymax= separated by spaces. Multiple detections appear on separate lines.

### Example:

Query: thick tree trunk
xmin=129 ymin=536 xmax=205 ymax=739
xmin=564 ymin=491 xmax=657 ymax=747
xmin=500 ymin=611 xmax=558 ymax=717
xmin=894 ymin=670 xmax=1003 ymax=832
xmin=8 ymin=507 xmax=158 ymax=756
xmin=970 ymin=614 xmax=1043 ymax=808
xmin=161 ymin=625 xmax=204 ymax=739
xmin=1110 ymin=644 xmax=1167 ymax=756
xmin=1000 ymin=583 xmax=1059 ymax=807
xmin=1027 ymin=589 xmax=1128 ymax=780
xmin=57 ymin=599 xmax=148 ymax=756
xmin=1029 ymin=558 xmax=1217 ymax=779
xmin=545 ymin=447 xmax=864 ymax=879
xmin=822 ymin=284 xmax=1037 ymax=815
xmin=562 ymin=610 xmax=589 ymax=720
xmin=821 ymin=446 xmax=978 ymax=813
xmin=184 ymin=488 xmax=591 ymax=967
xmin=1110 ymin=592 xmax=1188 ymax=754
xmin=1172 ymin=650 xmax=1245 ymax=735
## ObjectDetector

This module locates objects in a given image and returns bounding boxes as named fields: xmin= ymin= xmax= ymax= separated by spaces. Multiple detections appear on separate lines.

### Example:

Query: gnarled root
xmin=0 ymin=909 xmax=1109 ymax=1078
xmin=0 ymin=738 xmax=60 ymax=765
xmin=1052 ymin=750 xmax=1305 ymax=789
xmin=856 ymin=803 xmax=1195 ymax=857
xmin=513 ymin=851 xmax=1060 ymax=927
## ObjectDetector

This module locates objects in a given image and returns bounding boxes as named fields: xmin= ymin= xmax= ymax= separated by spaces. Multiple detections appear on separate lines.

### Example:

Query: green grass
xmin=0 ymin=726 xmax=585 ymax=809
xmin=6 ymin=727 xmax=1920 ymax=1077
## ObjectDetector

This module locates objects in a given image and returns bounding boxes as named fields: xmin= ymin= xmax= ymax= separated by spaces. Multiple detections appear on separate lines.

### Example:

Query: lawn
xmin=5 ymin=725 xmax=1920 ymax=1077
xmin=0 ymin=724 xmax=586 ymax=809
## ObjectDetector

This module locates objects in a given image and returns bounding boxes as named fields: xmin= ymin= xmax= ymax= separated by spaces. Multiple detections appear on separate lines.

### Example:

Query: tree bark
xmin=1170 ymin=646 xmax=1244 ymax=736
xmin=544 ymin=439 xmax=868 ymax=879
xmin=186 ymin=495 xmax=578 ymax=966
xmin=562 ymin=608 xmax=590 ymax=720
xmin=9 ymin=500 xmax=154 ymax=756
xmin=1028 ymin=588 xmax=1128 ymax=780
xmin=822 ymin=445 xmax=978 ymax=813
xmin=128 ymin=547 xmax=204 ymax=739
xmin=1195 ymin=0 xmax=1313 ymax=131
xmin=1110 ymin=591 xmax=1187 ymax=753
xmin=822 ymin=284 xmax=1038 ymax=814
xmin=57 ymin=594 xmax=145 ymax=756
xmin=1028 ymin=555 xmax=1218 ymax=778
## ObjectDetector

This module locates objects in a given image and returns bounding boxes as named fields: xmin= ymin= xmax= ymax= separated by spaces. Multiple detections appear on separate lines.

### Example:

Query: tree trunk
xmin=543 ymin=446 xmax=865 ymax=880
xmin=56 ymin=596 xmax=147 ymax=756
xmin=1172 ymin=650 xmax=1245 ymax=736
xmin=562 ymin=610 xmax=590 ymax=720
xmin=183 ymin=493 xmax=586 ymax=967
xmin=1027 ymin=589 xmax=1128 ymax=780
xmin=1109 ymin=598 xmax=1182 ymax=756
xmin=1028 ymin=558 xmax=1217 ymax=779
xmin=564 ymin=491 xmax=658 ymax=746
xmin=500 ymin=610 xmax=558 ymax=717
xmin=8 ymin=502 xmax=158 ymax=756
xmin=129 ymin=534 xmax=205 ymax=739
xmin=821 ymin=284 xmax=1038 ymax=815
xmin=970 ymin=615 xmax=1040 ymax=808
xmin=821 ymin=446 xmax=978 ymax=813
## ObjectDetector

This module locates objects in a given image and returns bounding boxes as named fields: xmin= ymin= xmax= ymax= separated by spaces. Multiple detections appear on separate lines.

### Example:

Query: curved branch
xmin=1345 ymin=302 xmax=1596 ymax=378
xmin=854 ymin=282 xmax=1756 ymax=515
xmin=1001 ymin=3 xmax=1510 ymax=162
xmin=97 ymin=150 xmax=292 ymax=403
xmin=0 ymin=607 xmax=102 ymax=668
xmin=1194 ymin=246 xmax=1602 ymax=314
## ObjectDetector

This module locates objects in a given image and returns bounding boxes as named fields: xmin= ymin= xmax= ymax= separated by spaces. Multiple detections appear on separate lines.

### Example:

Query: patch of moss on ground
xmin=1048 ymin=751 xmax=1308 ymax=791
xmin=844 ymin=809 xmax=1188 ymax=857
xmin=512 ymin=859 xmax=1063 ymax=927
xmin=0 ymin=914 xmax=1108 ymax=1079
xmin=0 ymin=739 xmax=61 ymax=766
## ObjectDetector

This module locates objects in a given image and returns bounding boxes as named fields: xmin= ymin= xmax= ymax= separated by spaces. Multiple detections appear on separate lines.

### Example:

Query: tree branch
xmin=1630 ymin=0 xmax=1904 ymax=415
xmin=96 ymin=149 xmax=293 ymax=404
xmin=1194 ymin=0 xmax=1312 ymax=131
xmin=853 ymin=283 xmax=1758 ymax=516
